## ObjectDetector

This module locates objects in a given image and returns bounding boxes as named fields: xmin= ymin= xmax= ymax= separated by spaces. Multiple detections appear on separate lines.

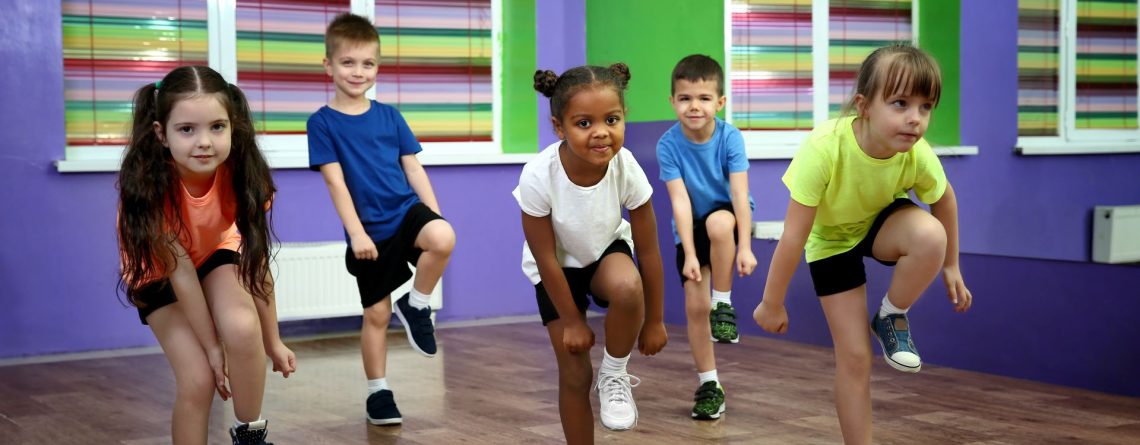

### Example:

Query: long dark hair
xmin=117 ymin=65 xmax=276 ymax=303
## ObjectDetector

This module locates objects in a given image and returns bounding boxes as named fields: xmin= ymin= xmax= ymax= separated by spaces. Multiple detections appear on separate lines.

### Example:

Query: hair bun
xmin=533 ymin=70 xmax=558 ymax=97
xmin=608 ymin=63 xmax=631 ymax=87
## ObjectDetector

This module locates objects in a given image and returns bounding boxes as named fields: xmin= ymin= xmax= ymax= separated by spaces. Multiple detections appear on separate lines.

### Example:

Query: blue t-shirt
xmin=307 ymin=100 xmax=422 ymax=242
xmin=656 ymin=118 xmax=754 ymax=244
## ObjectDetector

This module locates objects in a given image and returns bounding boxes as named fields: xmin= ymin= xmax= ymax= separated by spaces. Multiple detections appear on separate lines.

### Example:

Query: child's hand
xmin=753 ymin=300 xmax=788 ymax=334
xmin=206 ymin=343 xmax=231 ymax=401
xmin=941 ymin=265 xmax=973 ymax=313
xmin=562 ymin=319 xmax=595 ymax=354
xmin=736 ymin=248 xmax=757 ymax=277
xmin=637 ymin=321 xmax=668 ymax=356
xmin=682 ymin=255 xmax=702 ymax=282
xmin=350 ymin=233 xmax=378 ymax=260
xmin=267 ymin=341 xmax=297 ymax=378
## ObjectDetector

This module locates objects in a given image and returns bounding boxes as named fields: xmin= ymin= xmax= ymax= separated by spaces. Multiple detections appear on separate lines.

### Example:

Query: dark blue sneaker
xmin=870 ymin=312 xmax=922 ymax=373
xmin=229 ymin=419 xmax=272 ymax=445
xmin=394 ymin=292 xmax=437 ymax=357
xmin=366 ymin=389 xmax=403 ymax=425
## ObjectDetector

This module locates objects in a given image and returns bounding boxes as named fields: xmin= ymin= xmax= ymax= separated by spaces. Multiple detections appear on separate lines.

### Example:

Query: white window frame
xmin=56 ymin=0 xmax=507 ymax=172
xmin=724 ymin=0 xmax=977 ymax=159
xmin=1017 ymin=0 xmax=1140 ymax=155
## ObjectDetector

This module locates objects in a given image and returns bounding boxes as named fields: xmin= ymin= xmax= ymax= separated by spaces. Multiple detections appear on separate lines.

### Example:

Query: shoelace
xmin=596 ymin=373 xmax=641 ymax=405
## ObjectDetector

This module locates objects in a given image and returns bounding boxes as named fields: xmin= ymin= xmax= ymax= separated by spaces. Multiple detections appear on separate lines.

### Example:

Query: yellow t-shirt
xmin=782 ymin=116 xmax=947 ymax=263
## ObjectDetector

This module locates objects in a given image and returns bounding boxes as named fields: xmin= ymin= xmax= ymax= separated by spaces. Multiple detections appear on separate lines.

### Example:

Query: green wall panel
xmin=502 ymin=0 xmax=538 ymax=153
xmin=918 ymin=0 xmax=961 ymax=146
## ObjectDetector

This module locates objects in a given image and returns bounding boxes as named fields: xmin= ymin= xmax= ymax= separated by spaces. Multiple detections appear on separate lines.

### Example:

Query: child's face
xmin=857 ymin=91 xmax=933 ymax=155
xmin=552 ymin=86 xmax=626 ymax=169
xmin=324 ymin=41 xmax=379 ymax=100
xmin=670 ymin=78 xmax=725 ymax=136
xmin=154 ymin=94 xmax=232 ymax=182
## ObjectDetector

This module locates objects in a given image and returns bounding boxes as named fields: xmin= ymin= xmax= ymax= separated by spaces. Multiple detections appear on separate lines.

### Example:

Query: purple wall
xmin=4 ymin=0 xmax=1139 ymax=398
xmin=535 ymin=0 xmax=586 ymax=148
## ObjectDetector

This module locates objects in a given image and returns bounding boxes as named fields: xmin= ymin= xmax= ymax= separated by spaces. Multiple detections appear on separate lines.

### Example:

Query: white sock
xmin=879 ymin=295 xmax=908 ymax=318
xmin=697 ymin=369 xmax=718 ymax=384
xmin=367 ymin=377 xmax=389 ymax=394
xmin=711 ymin=290 xmax=732 ymax=306
xmin=408 ymin=288 xmax=431 ymax=310
xmin=233 ymin=417 xmax=264 ymax=429
xmin=599 ymin=349 xmax=629 ymax=375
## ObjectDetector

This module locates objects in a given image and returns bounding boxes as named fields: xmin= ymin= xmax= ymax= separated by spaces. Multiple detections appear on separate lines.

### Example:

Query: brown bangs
xmin=877 ymin=51 xmax=942 ymax=107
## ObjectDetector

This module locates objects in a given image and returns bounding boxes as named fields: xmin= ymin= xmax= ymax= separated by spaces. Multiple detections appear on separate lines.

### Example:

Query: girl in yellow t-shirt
xmin=752 ymin=44 xmax=973 ymax=445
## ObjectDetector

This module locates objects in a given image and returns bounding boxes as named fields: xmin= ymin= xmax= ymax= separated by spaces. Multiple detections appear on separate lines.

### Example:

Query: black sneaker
xmin=394 ymin=292 xmax=437 ymax=357
xmin=229 ymin=419 xmax=273 ymax=445
xmin=366 ymin=389 xmax=403 ymax=425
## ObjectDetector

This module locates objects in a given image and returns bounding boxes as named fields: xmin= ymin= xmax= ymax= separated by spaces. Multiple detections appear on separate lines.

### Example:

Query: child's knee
xmin=835 ymin=346 xmax=872 ymax=378
xmin=423 ymin=222 xmax=456 ymax=254
xmin=705 ymin=211 xmax=736 ymax=241
xmin=684 ymin=290 xmax=711 ymax=317
xmin=218 ymin=310 xmax=263 ymax=356
xmin=178 ymin=365 xmax=217 ymax=407
xmin=911 ymin=219 xmax=948 ymax=260
xmin=559 ymin=363 xmax=593 ymax=394
xmin=605 ymin=276 xmax=644 ymax=311
xmin=363 ymin=302 xmax=392 ymax=328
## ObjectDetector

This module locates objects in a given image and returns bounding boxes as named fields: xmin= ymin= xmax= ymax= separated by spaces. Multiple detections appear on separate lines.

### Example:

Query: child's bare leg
xmin=545 ymin=319 xmax=595 ymax=445
xmin=204 ymin=265 xmax=266 ymax=423
xmin=705 ymin=210 xmax=736 ymax=293
xmin=361 ymin=300 xmax=392 ymax=379
xmin=820 ymin=286 xmax=873 ymax=445
xmin=412 ymin=219 xmax=456 ymax=294
xmin=871 ymin=207 xmax=947 ymax=309
xmin=591 ymin=253 xmax=644 ymax=356
xmin=148 ymin=306 xmax=217 ymax=444
xmin=684 ymin=266 xmax=715 ymax=372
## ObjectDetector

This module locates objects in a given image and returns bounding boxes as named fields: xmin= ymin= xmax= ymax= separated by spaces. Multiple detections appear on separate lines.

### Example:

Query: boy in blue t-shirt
xmin=307 ymin=13 xmax=456 ymax=426
xmin=656 ymin=54 xmax=756 ymax=420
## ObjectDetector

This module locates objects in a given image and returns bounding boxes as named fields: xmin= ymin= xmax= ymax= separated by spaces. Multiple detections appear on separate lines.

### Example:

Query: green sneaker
xmin=710 ymin=302 xmax=740 ymax=343
xmin=690 ymin=381 xmax=725 ymax=420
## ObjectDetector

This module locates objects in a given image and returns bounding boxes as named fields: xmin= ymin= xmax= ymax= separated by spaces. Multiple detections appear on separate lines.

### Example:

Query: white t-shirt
xmin=513 ymin=142 xmax=654 ymax=285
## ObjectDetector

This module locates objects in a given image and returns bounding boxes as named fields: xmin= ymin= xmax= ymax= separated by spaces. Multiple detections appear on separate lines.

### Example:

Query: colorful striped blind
xmin=729 ymin=0 xmax=814 ymax=131
xmin=1018 ymin=0 xmax=1061 ymax=136
xmin=1074 ymin=0 xmax=1137 ymax=130
xmin=828 ymin=0 xmax=912 ymax=117
xmin=236 ymin=0 xmax=350 ymax=135
xmin=62 ymin=0 xmax=208 ymax=146
xmin=374 ymin=0 xmax=493 ymax=142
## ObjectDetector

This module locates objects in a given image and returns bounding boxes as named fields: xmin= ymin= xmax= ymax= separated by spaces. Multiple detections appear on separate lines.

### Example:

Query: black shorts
xmin=133 ymin=249 xmax=241 ymax=325
xmin=674 ymin=204 xmax=737 ymax=284
xmin=346 ymin=202 xmax=444 ymax=309
xmin=535 ymin=240 xmax=634 ymax=326
xmin=807 ymin=198 xmax=917 ymax=297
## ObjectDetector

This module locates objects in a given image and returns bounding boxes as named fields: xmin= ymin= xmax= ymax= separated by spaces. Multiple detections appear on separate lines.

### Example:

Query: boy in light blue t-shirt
xmin=656 ymin=54 xmax=756 ymax=420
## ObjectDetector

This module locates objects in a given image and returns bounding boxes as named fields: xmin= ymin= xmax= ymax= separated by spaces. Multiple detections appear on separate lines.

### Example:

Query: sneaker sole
xmin=394 ymin=303 xmax=436 ymax=358
xmin=870 ymin=325 xmax=921 ymax=373
xmin=601 ymin=416 xmax=637 ymax=431
xmin=691 ymin=401 xmax=726 ymax=420
xmin=712 ymin=335 xmax=740 ymax=344
xmin=367 ymin=416 xmax=403 ymax=426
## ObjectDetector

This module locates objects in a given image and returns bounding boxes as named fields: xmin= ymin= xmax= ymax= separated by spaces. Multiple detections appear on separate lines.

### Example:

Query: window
xmin=57 ymin=0 xmax=502 ymax=172
xmin=1017 ymin=0 xmax=1140 ymax=155
xmin=727 ymin=0 xmax=916 ymax=158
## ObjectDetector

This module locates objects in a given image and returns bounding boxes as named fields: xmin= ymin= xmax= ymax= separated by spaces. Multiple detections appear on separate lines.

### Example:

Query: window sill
xmin=1016 ymin=142 xmax=1140 ymax=156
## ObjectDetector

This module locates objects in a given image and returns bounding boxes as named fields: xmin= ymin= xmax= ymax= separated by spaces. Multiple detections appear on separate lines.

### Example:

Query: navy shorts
xmin=346 ymin=202 xmax=444 ymax=308
xmin=535 ymin=240 xmax=634 ymax=326
xmin=132 ymin=249 xmax=241 ymax=325
xmin=807 ymin=198 xmax=917 ymax=297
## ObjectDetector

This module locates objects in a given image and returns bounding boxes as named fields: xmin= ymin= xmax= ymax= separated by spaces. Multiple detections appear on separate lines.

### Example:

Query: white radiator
xmin=270 ymin=242 xmax=443 ymax=321
xmin=1093 ymin=205 xmax=1140 ymax=264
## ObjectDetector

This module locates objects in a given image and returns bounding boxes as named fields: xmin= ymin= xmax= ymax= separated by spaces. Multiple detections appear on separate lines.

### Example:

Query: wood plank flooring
xmin=1 ymin=318 xmax=1138 ymax=444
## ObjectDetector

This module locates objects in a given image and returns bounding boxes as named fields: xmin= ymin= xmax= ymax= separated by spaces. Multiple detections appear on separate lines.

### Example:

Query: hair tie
xmin=155 ymin=81 xmax=162 ymax=90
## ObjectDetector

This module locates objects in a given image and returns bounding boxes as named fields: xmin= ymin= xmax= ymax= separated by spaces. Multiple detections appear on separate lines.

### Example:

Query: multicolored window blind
xmin=1074 ymin=0 xmax=1137 ymax=130
xmin=374 ymin=0 xmax=493 ymax=142
xmin=1018 ymin=0 xmax=1061 ymax=136
xmin=62 ymin=0 xmax=208 ymax=146
xmin=236 ymin=0 xmax=350 ymax=135
xmin=729 ymin=0 xmax=814 ymax=131
xmin=829 ymin=0 xmax=913 ymax=117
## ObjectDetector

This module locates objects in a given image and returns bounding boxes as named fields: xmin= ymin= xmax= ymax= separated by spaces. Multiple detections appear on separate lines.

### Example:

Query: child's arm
xmin=629 ymin=201 xmax=668 ymax=356
xmin=165 ymin=242 xmax=231 ymax=400
xmin=729 ymin=171 xmax=757 ymax=276
xmin=318 ymin=162 xmax=377 ymax=260
xmin=252 ymin=280 xmax=296 ymax=377
xmin=753 ymin=200 xmax=816 ymax=334
xmin=401 ymin=154 xmax=442 ymax=215
xmin=521 ymin=212 xmax=595 ymax=353
xmin=929 ymin=182 xmax=973 ymax=312
xmin=664 ymin=179 xmax=701 ymax=282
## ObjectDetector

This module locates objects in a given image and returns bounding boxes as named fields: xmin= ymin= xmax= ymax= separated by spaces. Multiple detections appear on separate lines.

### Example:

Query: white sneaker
xmin=596 ymin=372 xmax=640 ymax=430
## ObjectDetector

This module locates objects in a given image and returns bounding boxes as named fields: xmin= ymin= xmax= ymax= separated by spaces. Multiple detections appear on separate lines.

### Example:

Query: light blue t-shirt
xmin=656 ymin=118 xmax=754 ymax=244
xmin=307 ymin=100 xmax=422 ymax=242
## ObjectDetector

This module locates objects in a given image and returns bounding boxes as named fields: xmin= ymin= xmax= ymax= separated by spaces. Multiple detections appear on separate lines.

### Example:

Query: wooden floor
xmin=2 ymin=318 xmax=1139 ymax=444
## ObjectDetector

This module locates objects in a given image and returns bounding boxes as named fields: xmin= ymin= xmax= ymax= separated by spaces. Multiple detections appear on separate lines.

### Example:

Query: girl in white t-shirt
xmin=514 ymin=63 xmax=667 ymax=443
